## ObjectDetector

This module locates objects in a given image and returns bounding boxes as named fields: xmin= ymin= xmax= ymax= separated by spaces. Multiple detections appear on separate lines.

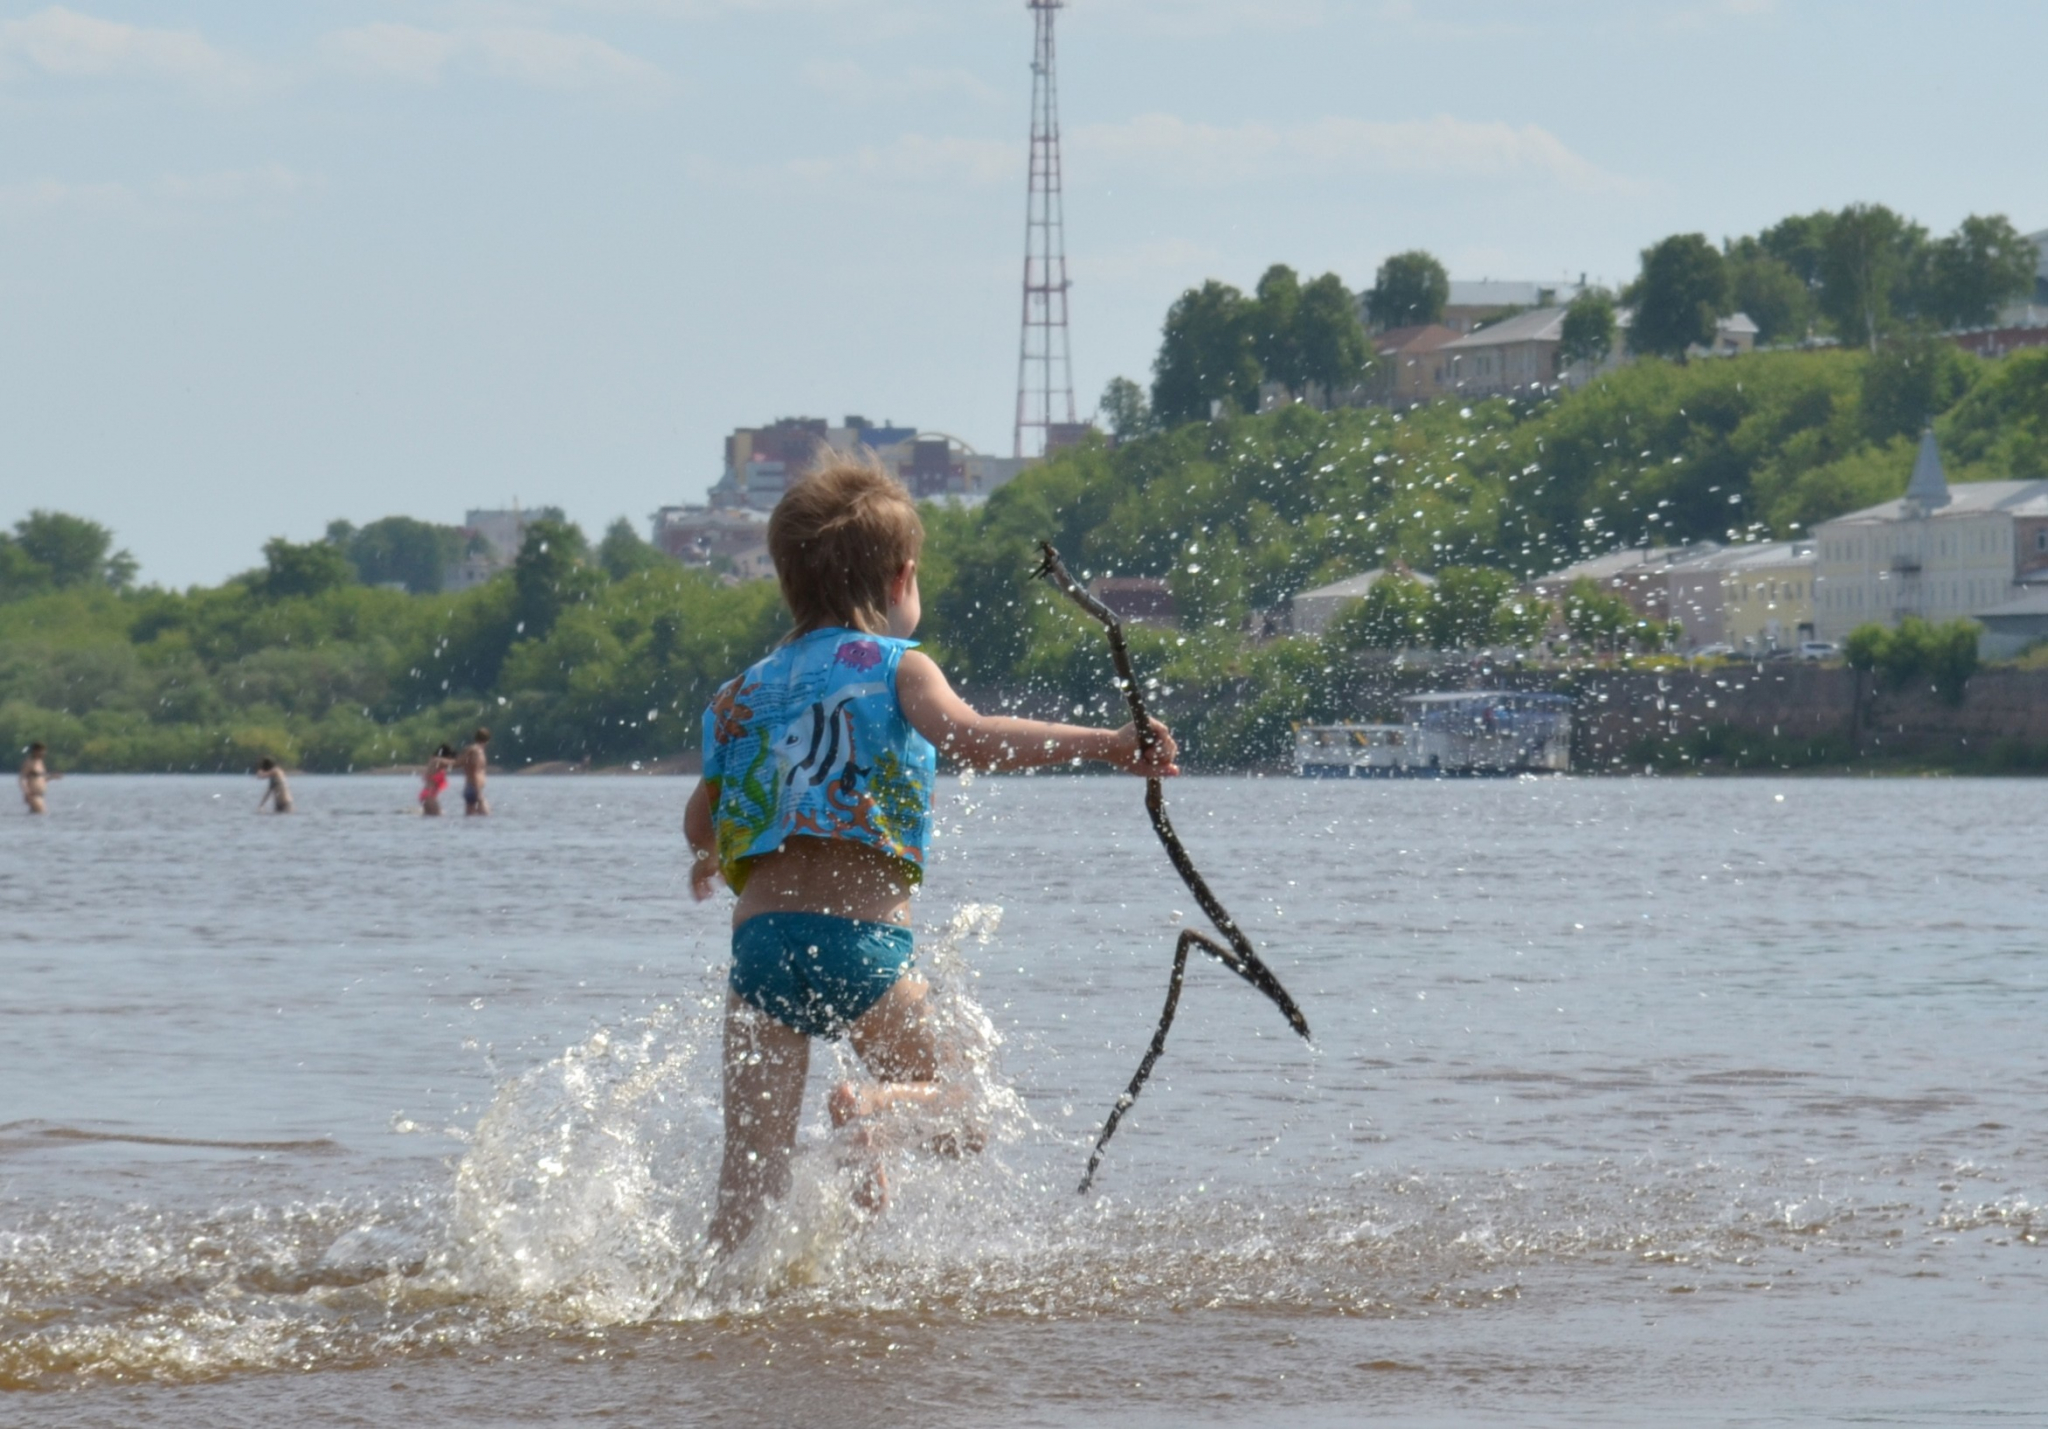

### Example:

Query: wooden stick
xmin=1032 ymin=542 xmax=1312 ymax=1193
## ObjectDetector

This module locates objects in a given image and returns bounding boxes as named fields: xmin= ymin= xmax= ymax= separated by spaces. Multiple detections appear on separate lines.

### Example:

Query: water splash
xmin=443 ymin=902 xmax=1036 ymax=1319
xmin=4 ymin=897 xmax=2039 ymax=1391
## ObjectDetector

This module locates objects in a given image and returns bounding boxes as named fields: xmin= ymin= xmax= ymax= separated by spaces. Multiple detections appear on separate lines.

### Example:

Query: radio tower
xmin=1013 ymin=0 xmax=1075 ymax=459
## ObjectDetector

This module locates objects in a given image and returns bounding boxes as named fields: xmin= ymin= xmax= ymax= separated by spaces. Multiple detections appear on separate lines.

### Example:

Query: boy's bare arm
xmin=896 ymin=650 xmax=1179 ymax=775
xmin=684 ymin=778 xmax=721 ymax=900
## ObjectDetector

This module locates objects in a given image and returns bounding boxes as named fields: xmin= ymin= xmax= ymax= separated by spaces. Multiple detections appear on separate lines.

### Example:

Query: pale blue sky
xmin=2 ymin=0 xmax=2040 ymax=587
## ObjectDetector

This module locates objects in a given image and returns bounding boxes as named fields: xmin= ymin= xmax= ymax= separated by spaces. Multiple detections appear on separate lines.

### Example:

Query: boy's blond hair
xmin=768 ymin=456 xmax=924 ymax=635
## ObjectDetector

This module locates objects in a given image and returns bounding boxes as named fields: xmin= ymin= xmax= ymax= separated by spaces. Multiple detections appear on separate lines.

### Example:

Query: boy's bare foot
xmin=828 ymin=1078 xmax=987 ymax=1158
xmin=827 ymin=1084 xmax=891 ymax=1214
xmin=851 ymin=1157 xmax=889 ymax=1215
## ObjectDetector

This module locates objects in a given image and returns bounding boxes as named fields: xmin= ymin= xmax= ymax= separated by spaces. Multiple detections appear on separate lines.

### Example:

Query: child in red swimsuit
xmin=420 ymin=744 xmax=454 ymax=816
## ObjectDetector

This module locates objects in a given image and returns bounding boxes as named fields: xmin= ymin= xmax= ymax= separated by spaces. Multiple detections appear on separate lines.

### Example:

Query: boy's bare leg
xmin=709 ymin=994 xmax=810 ymax=1255
xmin=843 ymin=974 xmax=938 ymax=1095
xmin=838 ymin=976 xmax=983 ymax=1155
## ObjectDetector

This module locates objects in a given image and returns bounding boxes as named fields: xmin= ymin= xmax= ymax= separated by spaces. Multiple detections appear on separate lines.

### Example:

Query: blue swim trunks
xmin=729 ymin=912 xmax=914 ymax=1038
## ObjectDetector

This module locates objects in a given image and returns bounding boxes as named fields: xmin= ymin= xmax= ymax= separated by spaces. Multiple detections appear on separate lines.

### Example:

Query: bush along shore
xmin=5 ymin=342 xmax=2046 ymax=775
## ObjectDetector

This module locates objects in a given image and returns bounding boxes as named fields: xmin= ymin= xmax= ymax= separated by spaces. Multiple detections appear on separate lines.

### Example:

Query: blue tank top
xmin=702 ymin=628 xmax=936 ymax=893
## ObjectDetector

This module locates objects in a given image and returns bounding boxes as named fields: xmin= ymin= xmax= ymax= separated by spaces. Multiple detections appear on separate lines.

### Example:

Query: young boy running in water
xmin=685 ymin=459 xmax=1177 ymax=1254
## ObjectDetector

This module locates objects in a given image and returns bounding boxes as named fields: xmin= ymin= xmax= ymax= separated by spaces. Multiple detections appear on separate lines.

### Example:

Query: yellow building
xmin=1718 ymin=540 xmax=1817 ymax=652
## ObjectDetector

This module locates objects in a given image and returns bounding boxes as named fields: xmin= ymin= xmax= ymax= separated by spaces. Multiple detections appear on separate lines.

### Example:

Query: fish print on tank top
xmin=702 ymin=629 xmax=935 ymax=894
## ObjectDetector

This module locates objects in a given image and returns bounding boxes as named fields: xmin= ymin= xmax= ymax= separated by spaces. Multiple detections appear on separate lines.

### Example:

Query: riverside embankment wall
xmin=966 ymin=657 xmax=2048 ymax=771
xmin=1568 ymin=663 xmax=2048 ymax=767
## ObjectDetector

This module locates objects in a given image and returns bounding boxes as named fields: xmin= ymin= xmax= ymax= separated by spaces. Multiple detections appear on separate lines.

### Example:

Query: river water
xmin=1 ymin=773 xmax=2042 ymax=1426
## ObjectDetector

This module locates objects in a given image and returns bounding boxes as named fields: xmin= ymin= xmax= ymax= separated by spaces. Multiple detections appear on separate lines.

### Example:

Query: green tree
xmin=1152 ymin=279 xmax=1262 ymax=425
xmin=1860 ymin=334 xmax=1979 ymax=442
xmin=347 ymin=515 xmax=464 ymax=594
xmin=1562 ymin=577 xmax=1641 ymax=651
xmin=1364 ymin=250 xmax=1449 ymax=330
xmin=1941 ymin=345 xmax=2048 ymax=480
xmin=1327 ymin=573 xmax=1433 ymax=650
xmin=511 ymin=518 xmax=599 ymax=642
xmin=1846 ymin=616 xmax=1979 ymax=705
xmin=1559 ymin=289 xmax=1616 ymax=370
xmin=1295 ymin=272 xmax=1372 ymax=402
xmin=1491 ymin=591 xmax=1552 ymax=647
xmin=1252 ymin=264 xmax=1305 ymax=396
xmin=1099 ymin=376 xmax=1153 ymax=440
xmin=256 ymin=537 xmax=355 ymax=600
xmin=1629 ymin=234 xmax=1728 ymax=359
xmin=1726 ymin=252 xmax=1813 ymax=344
xmin=1926 ymin=214 xmax=2038 ymax=329
xmin=1427 ymin=566 xmax=1516 ymax=649
xmin=1167 ymin=530 xmax=1250 ymax=628
xmin=0 ymin=540 xmax=47 ymax=599
xmin=1755 ymin=211 xmax=1834 ymax=288
xmin=598 ymin=517 xmax=666 ymax=581
xmin=0 ymin=511 xmax=136 ymax=596
xmin=1819 ymin=203 xmax=1927 ymax=351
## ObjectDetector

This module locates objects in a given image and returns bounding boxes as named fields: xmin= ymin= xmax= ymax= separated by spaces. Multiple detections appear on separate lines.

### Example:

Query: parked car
xmin=1691 ymin=642 xmax=1736 ymax=659
xmin=1798 ymin=641 xmax=1838 ymax=662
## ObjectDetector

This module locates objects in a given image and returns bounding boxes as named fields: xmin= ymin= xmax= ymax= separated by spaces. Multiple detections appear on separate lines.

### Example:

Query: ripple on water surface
xmin=0 ymin=775 xmax=2043 ymax=1424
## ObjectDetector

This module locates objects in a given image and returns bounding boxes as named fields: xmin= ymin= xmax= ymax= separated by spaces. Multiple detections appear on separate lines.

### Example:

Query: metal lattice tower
xmin=1014 ymin=0 xmax=1075 ymax=459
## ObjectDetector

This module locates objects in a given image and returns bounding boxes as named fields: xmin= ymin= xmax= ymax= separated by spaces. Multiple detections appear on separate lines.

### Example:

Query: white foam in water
xmin=441 ymin=902 xmax=1036 ymax=1320
xmin=0 ymin=903 xmax=1049 ymax=1387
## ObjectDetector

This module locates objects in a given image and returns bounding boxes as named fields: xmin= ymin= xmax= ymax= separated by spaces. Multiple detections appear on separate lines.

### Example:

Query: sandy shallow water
xmin=2 ymin=773 xmax=2043 ymax=1426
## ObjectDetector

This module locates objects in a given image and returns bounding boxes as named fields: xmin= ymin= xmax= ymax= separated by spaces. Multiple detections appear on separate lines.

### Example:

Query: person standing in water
xmin=420 ymin=743 xmax=454 ymax=816
xmin=684 ymin=459 xmax=1177 ymax=1254
xmin=19 ymin=742 xmax=57 ymax=815
xmin=254 ymin=757 xmax=293 ymax=813
xmin=453 ymin=729 xmax=491 ymax=816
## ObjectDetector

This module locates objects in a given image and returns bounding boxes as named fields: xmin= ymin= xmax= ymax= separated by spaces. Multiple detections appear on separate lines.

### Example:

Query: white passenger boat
xmin=1292 ymin=691 xmax=1573 ymax=777
xmin=1291 ymin=723 xmax=1410 ymax=778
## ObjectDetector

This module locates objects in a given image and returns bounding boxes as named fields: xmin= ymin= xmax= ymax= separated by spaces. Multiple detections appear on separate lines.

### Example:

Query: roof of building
xmin=1292 ymin=567 xmax=1436 ymax=603
xmin=1445 ymin=280 xmax=1584 ymax=309
xmin=1816 ymin=477 xmax=2048 ymax=526
xmin=1672 ymin=539 xmax=1815 ymax=574
xmin=1975 ymin=588 xmax=2048 ymax=620
xmin=1402 ymin=690 xmax=1573 ymax=707
xmin=1717 ymin=312 xmax=1760 ymax=337
xmin=1903 ymin=429 xmax=1951 ymax=510
xmin=1441 ymin=307 xmax=1568 ymax=349
xmin=1373 ymin=323 xmax=1459 ymax=355
xmin=1535 ymin=542 xmax=1722 ymax=585
xmin=1737 ymin=539 xmax=1813 ymax=568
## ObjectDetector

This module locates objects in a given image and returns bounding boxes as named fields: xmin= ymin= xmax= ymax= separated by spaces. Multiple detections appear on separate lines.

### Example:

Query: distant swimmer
xmin=420 ymin=743 xmax=455 ymax=817
xmin=19 ymin=742 xmax=58 ymax=815
xmin=254 ymin=757 xmax=293 ymax=814
xmin=454 ymin=728 xmax=491 ymax=816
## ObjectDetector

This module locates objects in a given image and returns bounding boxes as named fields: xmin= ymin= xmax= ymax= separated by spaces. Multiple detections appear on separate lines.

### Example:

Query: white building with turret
xmin=1811 ymin=431 xmax=2048 ymax=642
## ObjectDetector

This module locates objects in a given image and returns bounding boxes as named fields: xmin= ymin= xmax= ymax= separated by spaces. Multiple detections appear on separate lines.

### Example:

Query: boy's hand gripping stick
xmin=1033 ymin=541 xmax=1312 ymax=1193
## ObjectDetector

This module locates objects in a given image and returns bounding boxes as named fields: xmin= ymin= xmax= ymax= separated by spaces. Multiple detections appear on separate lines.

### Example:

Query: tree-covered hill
xmin=921 ymin=344 xmax=2048 ymax=686
xmin=5 ymin=344 xmax=2044 ymax=773
xmin=0 ymin=515 xmax=784 ymax=772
